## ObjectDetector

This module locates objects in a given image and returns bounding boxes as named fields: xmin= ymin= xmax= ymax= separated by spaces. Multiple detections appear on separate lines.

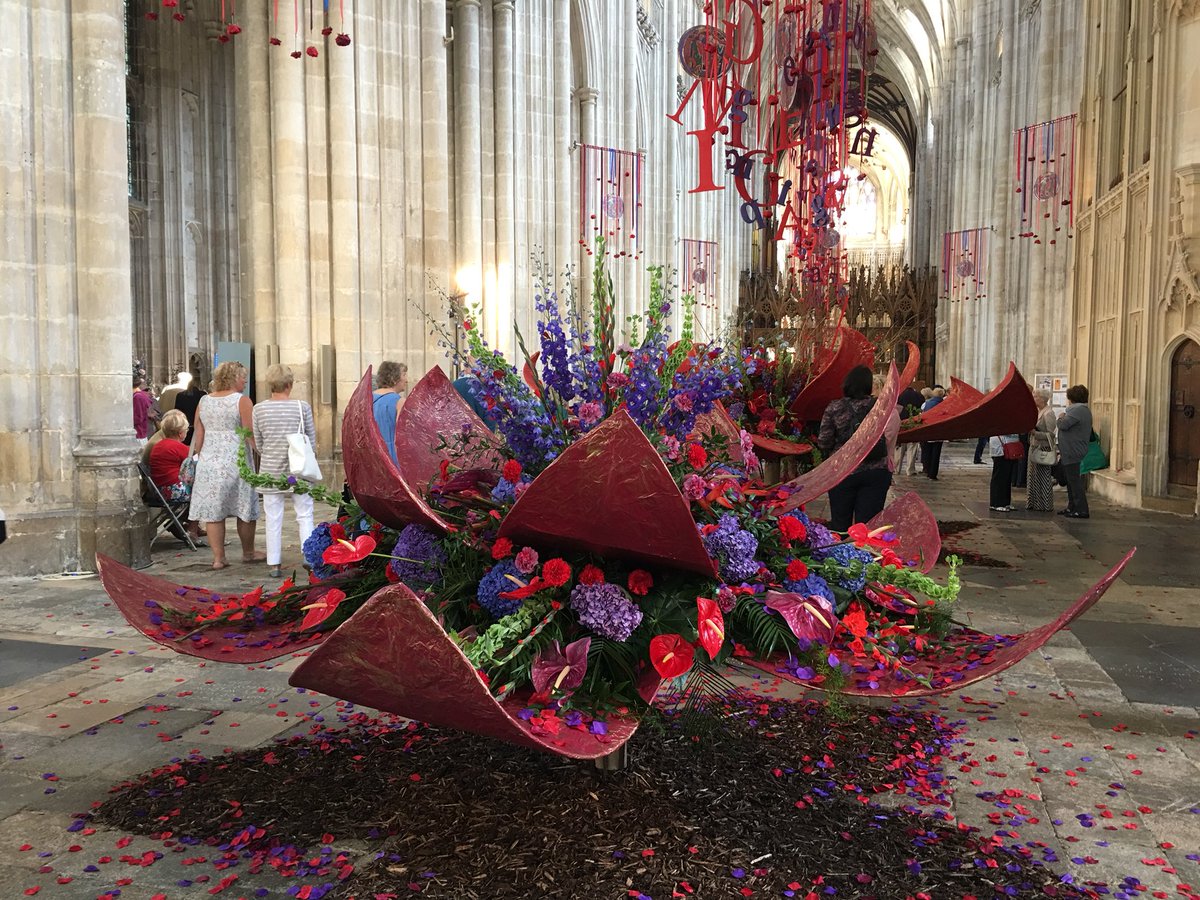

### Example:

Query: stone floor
xmin=1 ymin=442 xmax=1198 ymax=898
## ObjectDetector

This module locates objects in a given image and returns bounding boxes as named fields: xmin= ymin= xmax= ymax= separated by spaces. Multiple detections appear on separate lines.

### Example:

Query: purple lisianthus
xmin=388 ymin=524 xmax=448 ymax=590
xmin=569 ymin=582 xmax=643 ymax=642
xmin=477 ymin=560 xmax=524 ymax=619
xmin=701 ymin=514 xmax=760 ymax=583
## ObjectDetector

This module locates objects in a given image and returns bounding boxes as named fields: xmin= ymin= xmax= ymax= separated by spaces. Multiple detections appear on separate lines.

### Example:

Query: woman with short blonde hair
xmin=253 ymin=364 xmax=317 ymax=578
xmin=160 ymin=409 xmax=188 ymax=440
xmin=190 ymin=360 xmax=262 ymax=569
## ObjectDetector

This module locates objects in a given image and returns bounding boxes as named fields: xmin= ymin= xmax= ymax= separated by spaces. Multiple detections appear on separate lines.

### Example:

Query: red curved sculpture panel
xmin=898 ymin=364 xmax=1037 ymax=444
xmin=901 ymin=376 xmax=983 ymax=431
xmin=692 ymin=401 xmax=744 ymax=463
xmin=776 ymin=363 xmax=900 ymax=513
xmin=788 ymin=326 xmax=876 ymax=422
xmin=866 ymin=491 xmax=941 ymax=574
xmin=393 ymin=365 xmax=502 ymax=488
xmin=744 ymin=548 xmax=1135 ymax=697
xmin=289 ymin=583 xmax=660 ymax=760
xmin=343 ymin=369 xmax=449 ymax=532
xmin=750 ymin=434 xmax=815 ymax=458
xmin=95 ymin=554 xmax=326 ymax=663
xmin=498 ymin=410 xmax=717 ymax=577
xmin=898 ymin=341 xmax=920 ymax=394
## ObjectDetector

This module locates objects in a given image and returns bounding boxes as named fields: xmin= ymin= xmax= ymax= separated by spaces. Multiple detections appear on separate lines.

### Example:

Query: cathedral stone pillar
xmin=70 ymin=0 xmax=147 ymax=569
xmin=454 ymin=0 xmax=486 ymax=339
xmin=575 ymin=86 xmax=599 ymax=312
xmin=553 ymin=0 xmax=572 ymax=272
xmin=494 ymin=0 xmax=517 ymax=359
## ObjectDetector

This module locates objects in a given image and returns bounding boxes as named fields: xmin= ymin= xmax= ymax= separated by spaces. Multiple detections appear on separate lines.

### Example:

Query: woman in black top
xmin=816 ymin=365 xmax=893 ymax=532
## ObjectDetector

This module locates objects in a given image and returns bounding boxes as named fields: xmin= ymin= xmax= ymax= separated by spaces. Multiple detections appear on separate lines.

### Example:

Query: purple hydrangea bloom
xmin=388 ymin=524 xmax=447 ymax=589
xmin=701 ymin=514 xmax=760 ymax=583
xmin=569 ymin=582 xmax=643 ymax=642
xmin=796 ymin=513 xmax=837 ymax=554
xmin=477 ymin=560 xmax=524 ymax=619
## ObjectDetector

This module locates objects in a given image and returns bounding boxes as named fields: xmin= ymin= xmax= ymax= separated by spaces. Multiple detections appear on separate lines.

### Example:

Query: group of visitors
xmin=815 ymin=368 xmax=1097 ymax=531
xmin=986 ymin=383 xmax=1093 ymax=517
xmin=144 ymin=360 xmax=320 ymax=576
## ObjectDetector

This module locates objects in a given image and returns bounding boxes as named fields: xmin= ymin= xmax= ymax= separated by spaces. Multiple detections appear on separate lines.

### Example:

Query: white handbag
xmin=287 ymin=401 xmax=323 ymax=482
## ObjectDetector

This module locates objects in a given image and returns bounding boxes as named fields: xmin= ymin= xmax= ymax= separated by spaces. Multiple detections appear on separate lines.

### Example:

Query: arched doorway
xmin=1169 ymin=339 xmax=1200 ymax=487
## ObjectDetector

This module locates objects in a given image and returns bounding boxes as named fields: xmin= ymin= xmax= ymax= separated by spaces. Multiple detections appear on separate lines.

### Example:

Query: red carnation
xmin=502 ymin=459 xmax=522 ymax=483
xmin=686 ymin=443 xmax=708 ymax=470
xmin=579 ymin=564 xmax=605 ymax=585
xmin=777 ymin=514 xmax=806 ymax=543
xmin=542 ymin=558 xmax=571 ymax=587
xmin=490 ymin=537 xmax=513 ymax=559
xmin=785 ymin=559 xmax=809 ymax=581
xmin=627 ymin=569 xmax=653 ymax=596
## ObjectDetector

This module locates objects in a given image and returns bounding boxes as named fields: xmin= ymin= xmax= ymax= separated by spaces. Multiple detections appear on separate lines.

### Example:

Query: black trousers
xmin=1062 ymin=460 xmax=1090 ymax=515
xmin=827 ymin=467 xmax=893 ymax=532
xmin=990 ymin=457 xmax=1015 ymax=507
xmin=973 ymin=436 xmax=987 ymax=463
xmin=1010 ymin=434 xmax=1030 ymax=488
xmin=920 ymin=442 xmax=944 ymax=478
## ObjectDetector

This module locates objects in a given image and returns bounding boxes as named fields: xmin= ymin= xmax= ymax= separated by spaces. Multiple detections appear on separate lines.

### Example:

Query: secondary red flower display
xmin=650 ymin=633 xmax=695 ymax=679
xmin=322 ymin=535 xmax=377 ymax=566
xmin=300 ymin=588 xmax=347 ymax=630
xmin=696 ymin=597 xmax=725 ymax=659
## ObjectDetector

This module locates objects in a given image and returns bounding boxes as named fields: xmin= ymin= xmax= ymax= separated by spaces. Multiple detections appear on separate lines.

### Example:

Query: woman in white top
xmin=189 ymin=361 xmax=262 ymax=569
xmin=252 ymin=364 xmax=318 ymax=578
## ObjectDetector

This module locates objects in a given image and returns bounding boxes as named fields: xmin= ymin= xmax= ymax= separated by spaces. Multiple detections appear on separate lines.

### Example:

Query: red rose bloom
xmin=502 ymin=459 xmax=522 ymax=483
xmin=686 ymin=443 xmax=708 ymax=470
xmin=579 ymin=564 xmax=605 ymax=585
xmin=627 ymin=569 xmax=653 ymax=596
xmin=491 ymin=537 xmax=513 ymax=560
xmin=777 ymin=515 xmax=806 ymax=543
xmin=785 ymin=559 xmax=808 ymax=581
xmin=542 ymin=558 xmax=571 ymax=587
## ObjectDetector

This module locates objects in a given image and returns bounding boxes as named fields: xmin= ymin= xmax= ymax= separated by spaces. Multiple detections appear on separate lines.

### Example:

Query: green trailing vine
xmin=234 ymin=426 xmax=360 ymax=517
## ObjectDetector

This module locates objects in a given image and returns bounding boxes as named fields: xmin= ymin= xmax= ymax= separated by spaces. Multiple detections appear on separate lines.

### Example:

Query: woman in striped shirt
xmin=253 ymin=365 xmax=318 ymax=578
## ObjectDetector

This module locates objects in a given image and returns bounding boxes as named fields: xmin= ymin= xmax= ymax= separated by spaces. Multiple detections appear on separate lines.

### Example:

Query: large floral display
xmin=98 ymin=262 xmax=1133 ymax=761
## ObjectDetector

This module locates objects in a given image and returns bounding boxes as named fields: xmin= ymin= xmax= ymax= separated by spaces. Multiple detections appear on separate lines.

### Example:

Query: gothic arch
xmin=570 ymin=0 xmax=598 ymax=93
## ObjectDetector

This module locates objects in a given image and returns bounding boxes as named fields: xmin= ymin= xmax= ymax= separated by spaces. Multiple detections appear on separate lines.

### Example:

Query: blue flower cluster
xmin=702 ymin=514 xmax=760 ymax=583
xmin=659 ymin=351 xmax=743 ymax=441
xmin=569 ymin=582 xmax=643 ymax=642
xmin=783 ymin=572 xmax=836 ymax=605
xmin=815 ymin=543 xmax=875 ymax=593
xmin=534 ymin=287 xmax=576 ymax=403
xmin=470 ymin=353 xmax=565 ymax=470
xmin=477 ymin=560 xmax=524 ymax=619
xmin=624 ymin=332 xmax=667 ymax=429
xmin=388 ymin=524 xmax=447 ymax=590
xmin=302 ymin=523 xmax=339 ymax=579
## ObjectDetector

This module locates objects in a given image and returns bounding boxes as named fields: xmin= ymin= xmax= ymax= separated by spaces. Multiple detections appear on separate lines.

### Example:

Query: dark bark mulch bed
xmin=90 ymin=696 xmax=1076 ymax=899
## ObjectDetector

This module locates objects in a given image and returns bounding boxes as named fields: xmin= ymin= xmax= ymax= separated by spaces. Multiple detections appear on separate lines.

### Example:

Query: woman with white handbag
xmin=252 ymin=364 xmax=320 ymax=578
xmin=1025 ymin=389 xmax=1058 ymax=512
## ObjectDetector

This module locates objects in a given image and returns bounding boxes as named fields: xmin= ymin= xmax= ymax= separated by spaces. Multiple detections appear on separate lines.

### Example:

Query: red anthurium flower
xmin=300 ymin=588 xmax=346 ymax=630
xmin=498 ymin=575 xmax=547 ymax=600
xmin=846 ymin=523 xmax=892 ymax=549
xmin=650 ymin=633 xmax=695 ymax=679
xmin=323 ymin=535 xmax=377 ymax=565
xmin=490 ymin=537 xmax=513 ymax=560
xmin=696 ymin=597 xmax=725 ymax=659
xmin=530 ymin=637 xmax=590 ymax=696
xmin=878 ymin=547 xmax=904 ymax=568
xmin=763 ymin=591 xmax=837 ymax=645
xmin=627 ymin=569 xmax=653 ymax=596
xmin=578 ymin=564 xmax=605 ymax=585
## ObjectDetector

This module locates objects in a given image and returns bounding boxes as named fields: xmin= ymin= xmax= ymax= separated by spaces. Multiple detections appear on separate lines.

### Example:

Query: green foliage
xmin=726 ymin=594 xmax=798 ymax=659
xmin=235 ymin=428 xmax=358 ymax=516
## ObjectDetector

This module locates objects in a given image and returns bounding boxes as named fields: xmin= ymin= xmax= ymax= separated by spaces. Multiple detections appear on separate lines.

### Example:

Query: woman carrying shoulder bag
xmin=988 ymin=433 xmax=1024 ymax=511
xmin=252 ymin=364 xmax=318 ymax=578
xmin=1026 ymin=389 xmax=1058 ymax=512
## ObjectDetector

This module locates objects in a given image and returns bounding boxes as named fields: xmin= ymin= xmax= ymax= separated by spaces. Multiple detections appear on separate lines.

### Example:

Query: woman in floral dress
xmin=189 ymin=361 xmax=263 ymax=569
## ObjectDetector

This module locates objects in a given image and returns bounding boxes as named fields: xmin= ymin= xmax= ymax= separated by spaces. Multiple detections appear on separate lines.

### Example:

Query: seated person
xmin=147 ymin=411 xmax=204 ymax=542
